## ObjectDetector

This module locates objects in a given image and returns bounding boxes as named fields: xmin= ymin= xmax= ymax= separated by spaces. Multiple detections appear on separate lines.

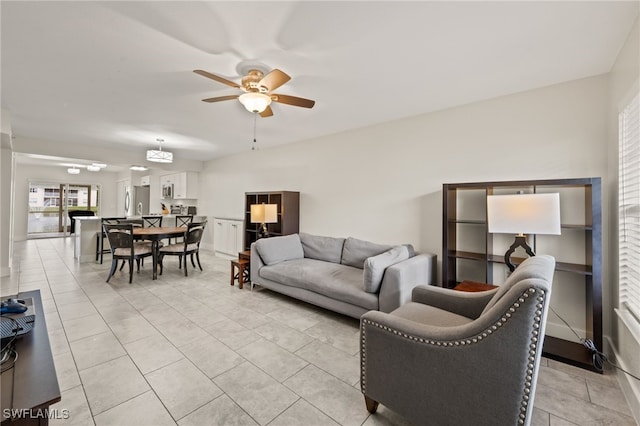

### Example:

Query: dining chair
xmin=96 ymin=217 xmax=126 ymax=263
xmin=103 ymin=223 xmax=153 ymax=283
xmin=158 ymin=221 xmax=206 ymax=276
xmin=172 ymin=215 xmax=194 ymax=244
xmin=142 ymin=215 xmax=163 ymax=228
xmin=117 ymin=218 xmax=144 ymax=227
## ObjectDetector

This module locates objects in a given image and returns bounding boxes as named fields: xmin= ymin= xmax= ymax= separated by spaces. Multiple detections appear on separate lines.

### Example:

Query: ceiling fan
xmin=194 ymin=68 xmax=315 ymax=117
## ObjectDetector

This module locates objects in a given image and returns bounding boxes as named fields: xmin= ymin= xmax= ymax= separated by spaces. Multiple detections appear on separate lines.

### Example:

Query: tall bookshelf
xmin=244 ymin=191 xmax=300 ymax=250
xmin=442 ymin=178 xmax=602 ymax=372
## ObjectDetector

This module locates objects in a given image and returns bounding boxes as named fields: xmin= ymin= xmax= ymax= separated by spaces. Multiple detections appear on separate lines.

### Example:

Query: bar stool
xmin=230 ymin=259 xmax=250 ymax=290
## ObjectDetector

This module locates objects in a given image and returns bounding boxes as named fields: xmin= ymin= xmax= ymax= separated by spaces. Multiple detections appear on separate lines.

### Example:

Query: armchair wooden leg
xmin=364 ymin=395 xmax=379 ymax=414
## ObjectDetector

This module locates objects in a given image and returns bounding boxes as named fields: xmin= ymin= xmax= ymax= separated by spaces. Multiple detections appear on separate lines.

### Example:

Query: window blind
xmin=619 ymin=92 xmax=640 ymax=321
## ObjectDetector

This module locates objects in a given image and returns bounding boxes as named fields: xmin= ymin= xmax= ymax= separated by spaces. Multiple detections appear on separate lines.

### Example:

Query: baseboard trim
xmin=214 ymin=251 xmax=236 ymax=260
xmin=606 ymin=335 xmax=640 ymax=424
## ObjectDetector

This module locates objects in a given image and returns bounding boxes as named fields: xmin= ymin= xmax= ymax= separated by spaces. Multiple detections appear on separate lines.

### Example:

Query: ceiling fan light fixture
xmin=147 ymin=138 xmax=173 ymax=163
xmin=239 ymin=92 xmax=272 ymax=113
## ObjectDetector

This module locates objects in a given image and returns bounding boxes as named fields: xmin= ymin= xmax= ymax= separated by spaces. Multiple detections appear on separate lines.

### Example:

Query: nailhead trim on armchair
xmin=360 ymin=287 xmax=545 ymax=425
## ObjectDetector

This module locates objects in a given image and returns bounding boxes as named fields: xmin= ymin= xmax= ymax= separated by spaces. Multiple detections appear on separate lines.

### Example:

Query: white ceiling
xmin=2 ymin=1 xmax=638 ymax=169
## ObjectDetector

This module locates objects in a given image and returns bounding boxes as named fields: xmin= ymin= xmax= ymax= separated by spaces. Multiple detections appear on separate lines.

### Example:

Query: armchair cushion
xmin=390 ymin=302 xmax=472 ymax=327
xmin=411 ymin=285 xmax=497 ymax=320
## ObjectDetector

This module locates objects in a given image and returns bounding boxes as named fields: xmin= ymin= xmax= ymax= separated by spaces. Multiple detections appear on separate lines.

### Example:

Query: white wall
xmin=12 ymin=164 xmax=120 ymax=241
xmin=0 ymin=144 xmax=12 ymax=277
xmin=200 ymin=73 xmax=610 ymax=347
xmin=1 ymin=110 xmax=13 ymax=277
xmin=607 ymin=16 xmax=640 ymax=421
xmin=201 ymin=74 xmax=608 ymax=256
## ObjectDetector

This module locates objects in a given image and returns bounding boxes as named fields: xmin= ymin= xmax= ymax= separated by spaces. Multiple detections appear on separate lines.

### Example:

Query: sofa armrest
xmin=250 ymin=242 xmax=265 ymax=284
xmin=411 ymin=285 xmax=497 ymax=320
xmin=378 ymin=253 xmax=436 ymax=313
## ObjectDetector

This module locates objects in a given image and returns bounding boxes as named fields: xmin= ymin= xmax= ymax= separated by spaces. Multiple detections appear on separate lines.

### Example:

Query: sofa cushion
xmin=259 ymin=258 xmax=378 ymax=310
xmin=341 ymin=237 xmax=393 ymax=269
xmin=404 ymin=244 xmax=416 ymax=258
xmin=363 ymin=246 xmax=410 ymax=293
xmin=299 ymin=233 xmax=345 ymax=263
xmin=255 ymin=234 xmax=304 ymax=266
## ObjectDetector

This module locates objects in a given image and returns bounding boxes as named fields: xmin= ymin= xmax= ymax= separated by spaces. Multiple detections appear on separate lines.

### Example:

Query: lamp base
xmin=257 ymin=223 xmax=269 ymax=239
xmin=504 ymin=235 xmax=535 ymax=272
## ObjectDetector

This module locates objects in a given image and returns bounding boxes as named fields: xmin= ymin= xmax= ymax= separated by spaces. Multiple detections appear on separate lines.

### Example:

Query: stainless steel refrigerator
xmin=125 ymin=186 xmax=150 ymax=216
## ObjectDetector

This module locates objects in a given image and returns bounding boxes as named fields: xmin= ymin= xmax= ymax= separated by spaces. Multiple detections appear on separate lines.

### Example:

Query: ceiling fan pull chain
xmin=252 ymin=112 xmax=258 ymax=151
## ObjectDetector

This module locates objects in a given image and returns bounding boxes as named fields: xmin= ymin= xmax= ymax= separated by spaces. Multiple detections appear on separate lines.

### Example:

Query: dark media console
xmin=1 ymin=290 xmax=61 ymax=425
xmin=1 ymin=298 xmax=36 ymax=340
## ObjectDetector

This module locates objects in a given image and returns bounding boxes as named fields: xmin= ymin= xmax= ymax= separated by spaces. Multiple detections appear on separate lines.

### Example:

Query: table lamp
xmin=250 ymin=203 xmax=278 ymax=238
xmin=487 ymin=193 xmax=561 ymax=272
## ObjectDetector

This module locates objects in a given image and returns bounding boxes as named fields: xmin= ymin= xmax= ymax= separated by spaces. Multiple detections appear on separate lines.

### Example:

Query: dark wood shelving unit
xmin=442 ymin=178 xmax=602 ymax=372
xmin=244 ymin=191 xmax=300 ymax=250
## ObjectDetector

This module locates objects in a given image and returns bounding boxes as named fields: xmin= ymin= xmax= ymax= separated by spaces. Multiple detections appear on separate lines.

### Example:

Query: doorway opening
xmin=27 ymin=182 xmax=100 ymax=238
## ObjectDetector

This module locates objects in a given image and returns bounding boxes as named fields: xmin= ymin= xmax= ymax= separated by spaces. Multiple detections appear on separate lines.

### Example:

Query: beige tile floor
xmin=1 ymin=238 xmax=637 ymax=426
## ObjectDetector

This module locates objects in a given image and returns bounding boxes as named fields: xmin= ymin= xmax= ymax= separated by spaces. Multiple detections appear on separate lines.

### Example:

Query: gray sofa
xmin=250 ymin=233 xmax=436 ymax=319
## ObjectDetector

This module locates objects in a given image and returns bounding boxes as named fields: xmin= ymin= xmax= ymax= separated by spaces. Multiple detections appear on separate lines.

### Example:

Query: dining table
xmin=133 ymin=226 xmax=187 ymax=280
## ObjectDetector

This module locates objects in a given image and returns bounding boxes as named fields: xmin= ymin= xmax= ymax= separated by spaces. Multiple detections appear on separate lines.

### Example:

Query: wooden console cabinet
xmin=442 ymin=178 xmax=602 ymax=372
xmin=244 ymin=191 xmax=300 ymax=250
xmin=1 ymin=290 xmax=61 ymax=425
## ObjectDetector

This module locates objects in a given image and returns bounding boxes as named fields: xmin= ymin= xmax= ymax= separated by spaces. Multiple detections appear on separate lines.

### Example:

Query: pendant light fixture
xmin=67 ymin=166 xmax=80 ymax=174
xmin=146 ymin=138 xmax=173 ymax=163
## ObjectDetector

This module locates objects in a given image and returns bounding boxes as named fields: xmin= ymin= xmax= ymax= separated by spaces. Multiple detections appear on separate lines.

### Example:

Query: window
xmin=619 ymin=92 xmax=640 ymax=321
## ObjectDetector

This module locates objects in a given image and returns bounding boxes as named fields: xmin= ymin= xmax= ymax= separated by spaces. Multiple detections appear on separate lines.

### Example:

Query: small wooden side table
xmin=238 ymin=250 xmax=251 ymax=262
xmin=230 ymin=250 xmax=251 ymax=290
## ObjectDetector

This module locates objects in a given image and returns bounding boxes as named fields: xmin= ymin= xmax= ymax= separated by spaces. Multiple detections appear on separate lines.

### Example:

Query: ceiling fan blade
xmin=259 ymin=106 xmax=274 ymax=118
xmin=202 ymin=94 xmax=239 ymax=103
xmin=259 ymin=69 xmax=291 ymax=92
xmin=194 ymin=70 xmax=240 ymax=89
xmin=271 ymin=93 xmax=315 ymax=108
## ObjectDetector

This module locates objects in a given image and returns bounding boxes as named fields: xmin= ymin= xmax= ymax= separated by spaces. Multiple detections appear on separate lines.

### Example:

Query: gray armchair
xmin=360 ymin=255 xmax=555 ymax=426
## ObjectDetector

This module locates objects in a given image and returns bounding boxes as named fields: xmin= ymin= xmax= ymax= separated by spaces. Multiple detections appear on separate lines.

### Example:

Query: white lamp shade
xmin=146 ymin=149 xmax=173 ymax=163
xmin=239 ymin=92 xmax=272 ymax=113
xmin=487 ymin=193 xmax=561 ymax=235
xmin=263 ymin=204 xmax=278 ymax=223
xmin=250 ymin=204 xmax=278 ymax=223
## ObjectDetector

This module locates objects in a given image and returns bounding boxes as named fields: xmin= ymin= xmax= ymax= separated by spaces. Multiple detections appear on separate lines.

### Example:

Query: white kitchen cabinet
xmin=159 ymin=172 xmax=199 ymax=200
xmin=213 ymin=218 xmax=244 ymax=258
xmin=140 ymin=175 xmax=150 ymax=186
